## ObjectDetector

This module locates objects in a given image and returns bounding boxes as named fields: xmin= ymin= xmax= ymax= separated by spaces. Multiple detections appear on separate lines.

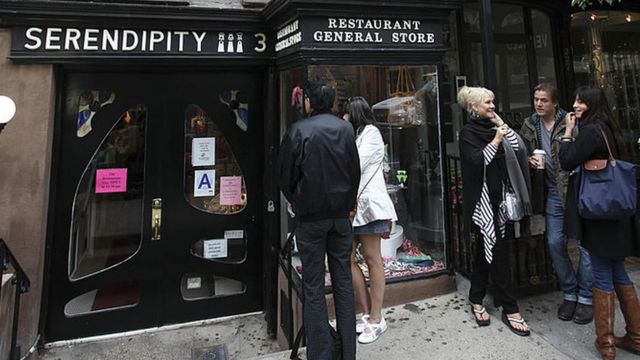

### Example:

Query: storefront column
xmin=0 ymin=27 xmax=54 ymax=357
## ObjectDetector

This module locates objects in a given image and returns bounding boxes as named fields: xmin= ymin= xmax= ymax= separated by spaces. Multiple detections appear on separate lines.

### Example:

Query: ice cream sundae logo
xmin=219 ymin=90 xmax=249 ymax=132
xmin=76 ymin=90 xmax=116 ymax=138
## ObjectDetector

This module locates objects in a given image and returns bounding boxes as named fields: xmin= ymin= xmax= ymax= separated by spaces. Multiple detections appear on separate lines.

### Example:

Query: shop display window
xmin=280 ymin=65 xmax=447 ymax=284
xmin=571 ymin=11 xmax=640 ymax=163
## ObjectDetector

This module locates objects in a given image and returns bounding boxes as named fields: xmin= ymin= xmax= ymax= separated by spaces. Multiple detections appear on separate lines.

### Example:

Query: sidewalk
xmin=40 ymin=269 xmax=640 ymax=360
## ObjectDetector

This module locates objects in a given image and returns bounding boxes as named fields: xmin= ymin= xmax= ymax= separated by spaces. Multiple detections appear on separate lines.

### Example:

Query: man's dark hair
xmin=534 ymin=83 xmax=559 ymax=104
xmin=303 ymin=78 xmax=336 ymax=113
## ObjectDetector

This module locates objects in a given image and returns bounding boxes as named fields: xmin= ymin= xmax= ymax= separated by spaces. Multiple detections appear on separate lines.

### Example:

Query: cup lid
xmin=533 ymin=149 xmax=546 ymax=155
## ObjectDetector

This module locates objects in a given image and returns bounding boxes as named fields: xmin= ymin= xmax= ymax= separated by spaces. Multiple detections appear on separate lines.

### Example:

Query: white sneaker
xmin=356 ymin=315 xmax=369 ymax=333
xmin=358 ymin=317 xmax=387 ymax=344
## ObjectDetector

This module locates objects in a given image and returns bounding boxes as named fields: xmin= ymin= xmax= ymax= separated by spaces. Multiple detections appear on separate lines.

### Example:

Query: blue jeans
xmin=546 ymin=189 xmax=593 ymax=305
xmin=591 ymin=254 xmax=633 ymax=292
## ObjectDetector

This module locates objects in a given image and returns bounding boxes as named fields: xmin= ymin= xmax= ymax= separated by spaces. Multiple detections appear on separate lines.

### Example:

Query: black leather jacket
xmin=278 ymin=112 xmax=361 ymax=222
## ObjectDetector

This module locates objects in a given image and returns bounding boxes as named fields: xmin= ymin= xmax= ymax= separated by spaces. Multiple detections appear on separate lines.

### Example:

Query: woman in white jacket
xmin=347 ymin=97 xmax=398 ymax=344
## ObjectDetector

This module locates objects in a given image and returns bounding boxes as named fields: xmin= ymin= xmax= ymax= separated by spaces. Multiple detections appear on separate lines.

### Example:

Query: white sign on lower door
xmin=203 ymin=238 xmax=228 ymax=259
xmin=194 ymin=169 xmax=215 ymax=197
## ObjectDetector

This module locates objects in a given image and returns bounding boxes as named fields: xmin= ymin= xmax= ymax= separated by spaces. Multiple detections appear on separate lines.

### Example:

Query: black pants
xmin=296 ymin=218 xmax=356 ymax=360
xmin=469 ymin=226 xmax=519 ymax=314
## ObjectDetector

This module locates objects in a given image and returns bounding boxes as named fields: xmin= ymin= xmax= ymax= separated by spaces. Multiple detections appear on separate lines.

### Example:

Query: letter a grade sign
xmin=194 ymin=170 xmax=215 ymax=197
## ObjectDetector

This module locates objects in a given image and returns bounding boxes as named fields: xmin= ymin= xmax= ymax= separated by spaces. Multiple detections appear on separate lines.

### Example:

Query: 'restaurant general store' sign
xmin=276 ymin=16 xmax=442 ymax=52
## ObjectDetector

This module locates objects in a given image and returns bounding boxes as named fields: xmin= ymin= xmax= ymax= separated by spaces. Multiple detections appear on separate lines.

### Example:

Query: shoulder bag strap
xmin=357 ymin=159 xmax=384 ymax=201
xmin=597 ymin=126 xmax=617 ymax=163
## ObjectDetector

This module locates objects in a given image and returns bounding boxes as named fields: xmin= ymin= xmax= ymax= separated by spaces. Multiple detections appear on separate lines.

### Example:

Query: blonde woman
xmin=457 ymin=86 xmax=531 ymax=336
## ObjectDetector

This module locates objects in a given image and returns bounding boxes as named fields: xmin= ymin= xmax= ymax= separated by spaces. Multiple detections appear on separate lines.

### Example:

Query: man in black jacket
xmin=278 ymin=78 xmax=360 ymax=360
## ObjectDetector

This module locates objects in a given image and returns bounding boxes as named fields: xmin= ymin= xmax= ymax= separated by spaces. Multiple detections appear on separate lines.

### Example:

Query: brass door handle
xmin=151 ymin=198 xmax=162 ymax=240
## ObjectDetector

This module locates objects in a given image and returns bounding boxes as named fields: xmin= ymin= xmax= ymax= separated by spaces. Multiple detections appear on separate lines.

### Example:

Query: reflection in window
xmin=184 ymin=105 xmax=247 ymax=214
xmin=303 ymin=65 xmax=446 ymax=283
xmin=495 ymin=42 xmax=531 ymax=128
xmin=181 ymin=274 xmax=245 ymax=300
xmin=64 ymin=280 xmax=140 ymax=317
xmin=69 ymin=106 xmax=146 ymax=281
xmin=190 ymin=234 xmax=247 ymax=263
xmin=532 ymin=10 xmax=557 ymax=86
xmin=571 ymin=11 xmax=640 ymax=164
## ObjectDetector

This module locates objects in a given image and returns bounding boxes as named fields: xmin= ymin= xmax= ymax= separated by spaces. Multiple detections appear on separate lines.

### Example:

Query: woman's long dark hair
xmin=574 ymin=86 xmax=627 ymax=158
xmin=347 ymin=96 xmax=376 ymax=134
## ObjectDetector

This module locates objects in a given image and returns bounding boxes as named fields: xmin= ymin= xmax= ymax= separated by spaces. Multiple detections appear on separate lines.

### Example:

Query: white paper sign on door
xmin=194 ymin=170 xmax=215 ymax=197
xmin=203 ymin=238 xmax=228 ymax=259
xmin=224 ymin=230 xmax=244 ymax=239
xmin=192 ymin=137 xmax=215 ymax=166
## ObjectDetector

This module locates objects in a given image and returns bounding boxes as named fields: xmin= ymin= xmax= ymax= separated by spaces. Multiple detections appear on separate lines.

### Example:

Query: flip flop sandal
xmin=356 ymin=315 xmax=369 ymax=334
xmin=470 ymin=304 xmax=491 ymax=327
xmin=502 ymin=312 xmax=530 ymax=337
xmin=358 ymin=318 xmax=387 ymax=344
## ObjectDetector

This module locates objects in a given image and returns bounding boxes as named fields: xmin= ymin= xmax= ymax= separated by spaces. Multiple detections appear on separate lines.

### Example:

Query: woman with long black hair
xmin=559 ymin=86 xmax=640 ymax=359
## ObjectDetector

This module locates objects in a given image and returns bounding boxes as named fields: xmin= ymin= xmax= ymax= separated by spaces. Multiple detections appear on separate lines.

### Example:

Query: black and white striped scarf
xmin=472 ymin=129 xmax=519 ymax=263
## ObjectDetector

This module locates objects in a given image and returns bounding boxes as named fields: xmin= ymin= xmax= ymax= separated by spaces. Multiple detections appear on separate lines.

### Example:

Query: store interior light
xmin=626 ymin=14 xmax=632 ymax=23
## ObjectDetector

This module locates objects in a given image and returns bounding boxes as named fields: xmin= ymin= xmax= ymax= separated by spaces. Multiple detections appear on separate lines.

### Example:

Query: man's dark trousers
xmin=296 ymin=218 xmax=356 ymax=360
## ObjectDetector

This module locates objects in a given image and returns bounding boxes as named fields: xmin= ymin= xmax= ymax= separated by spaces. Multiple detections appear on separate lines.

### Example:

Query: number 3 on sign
xmin=254 ymin=33 xmax=266 ymax=53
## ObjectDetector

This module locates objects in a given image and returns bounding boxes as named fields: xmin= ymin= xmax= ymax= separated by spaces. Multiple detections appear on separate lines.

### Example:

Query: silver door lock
xmin=267 ymin=200 xmax=275 ymax=212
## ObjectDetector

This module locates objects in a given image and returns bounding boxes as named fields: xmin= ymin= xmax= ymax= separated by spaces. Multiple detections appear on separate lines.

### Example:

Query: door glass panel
xmin=184 ymin=104 xmax=247 ymax=214
xmin=69 ymin=105 xmax=147 ymax=280
xmin=532 ymin=10 xmax=557 ymax=85
xmin=64 ymin=280 xmax=140 ymax=317
xmin=495 ymin=42 xmax=531 ymax=128
xmin=180 ymin=273 xmax=246 ymax=300
xmin=190 ymin=233 xmax=247 ymax=263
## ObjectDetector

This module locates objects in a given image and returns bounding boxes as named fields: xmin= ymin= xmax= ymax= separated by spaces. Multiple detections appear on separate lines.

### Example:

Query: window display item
xmin=380 ymin=222 xmax=403 ymax=258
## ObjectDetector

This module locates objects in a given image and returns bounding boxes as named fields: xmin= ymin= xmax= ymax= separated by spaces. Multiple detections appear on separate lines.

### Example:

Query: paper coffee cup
xmin=533 ymin=149 xmax=546 ymax=170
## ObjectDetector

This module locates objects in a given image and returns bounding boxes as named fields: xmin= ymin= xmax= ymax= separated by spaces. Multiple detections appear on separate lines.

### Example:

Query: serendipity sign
xmin=11 ymin=26 xmax=268 ymax=58
xmin=276 ymin=16 xmax=442 ymax=52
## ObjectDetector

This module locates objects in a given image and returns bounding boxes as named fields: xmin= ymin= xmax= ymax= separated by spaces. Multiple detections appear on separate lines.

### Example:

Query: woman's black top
xmin=459 ymin=117 xmax=510 ymax=238
xmin=559 ymin=121 xmax=634 ymax=260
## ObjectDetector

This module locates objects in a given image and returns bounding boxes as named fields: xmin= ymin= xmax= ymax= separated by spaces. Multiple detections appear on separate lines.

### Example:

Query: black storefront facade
xmin=0 ymin=0 xmax=574 ymax=355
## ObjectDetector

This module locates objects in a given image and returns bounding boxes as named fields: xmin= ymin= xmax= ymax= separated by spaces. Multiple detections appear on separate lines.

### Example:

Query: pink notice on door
xmin=219 ymin=176 xmax=242 ymax=205
xmin=95 ymin=168 xmax=128 ymax=194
